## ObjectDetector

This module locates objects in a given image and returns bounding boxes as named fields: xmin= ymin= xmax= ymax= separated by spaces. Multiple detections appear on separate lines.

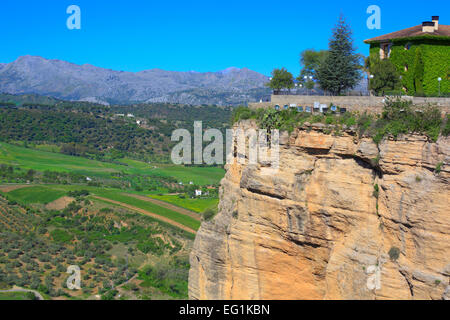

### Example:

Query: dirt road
xmin=126 ymin=194 xmax=201 ymax=221
xmin=92 ymin=196 xmax=197 ymax=234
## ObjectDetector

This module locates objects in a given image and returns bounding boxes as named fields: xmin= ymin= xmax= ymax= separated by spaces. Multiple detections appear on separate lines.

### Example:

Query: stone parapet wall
xmin=249 ymin=95 xmax=450 ymax=114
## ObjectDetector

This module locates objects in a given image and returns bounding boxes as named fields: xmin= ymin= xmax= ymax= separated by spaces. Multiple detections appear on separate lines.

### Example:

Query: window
xmin=387 ymin=44 xmax=393 ymax=58
xmin=380 ymin=43 xmax=392 ymax=59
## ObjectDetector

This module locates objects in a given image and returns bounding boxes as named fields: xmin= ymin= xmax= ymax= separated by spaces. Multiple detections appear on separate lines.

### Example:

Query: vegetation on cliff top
xmin=232 ymin=98 xmax=449 ymax=143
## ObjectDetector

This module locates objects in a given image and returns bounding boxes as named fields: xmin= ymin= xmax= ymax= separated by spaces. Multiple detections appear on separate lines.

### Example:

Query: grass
xmin=149 ymin=194 xmax=219 ymax=213
xmin=93 ymin=189 xmax=201 ymax=231
xmin=2 ymin=184 xmax=201 ymax=231
xmin=0 ymin=142 xmax=120 ymax=178
xmin=435 ymin=162 xmax=443 ymax=174
xmin=7 ymin=186 xmax=66 ymax=204
xmin=0 ymin=142 xmax=225 ymax=185
xmin=0 ymin=291 xmax=36 ymax=300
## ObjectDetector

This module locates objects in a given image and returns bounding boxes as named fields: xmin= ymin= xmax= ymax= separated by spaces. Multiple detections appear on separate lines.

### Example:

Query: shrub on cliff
xmin=233 ymin=98 xmax=448 ymax=143
xmin=443 ymin=115 xmax=450 ymax=136
xmin=231 ymin=106 xmax=262 ymax=124
xmin=388 ymin=247 xmax=400 ymax=261
xmin=202 ymin=208 xmax=216 ymax=221
xmin=376 ymin=97 xmax=443 ymax=142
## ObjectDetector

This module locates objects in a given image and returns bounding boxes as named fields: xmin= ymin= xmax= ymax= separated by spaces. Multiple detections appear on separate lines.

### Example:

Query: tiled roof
xmin=364 ymin=24 xmax=450 ymax=43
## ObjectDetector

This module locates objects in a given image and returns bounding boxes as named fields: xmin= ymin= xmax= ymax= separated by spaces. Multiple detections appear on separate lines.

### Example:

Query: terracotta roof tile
xmin=364 ymin=24 xmax=450 ymax=43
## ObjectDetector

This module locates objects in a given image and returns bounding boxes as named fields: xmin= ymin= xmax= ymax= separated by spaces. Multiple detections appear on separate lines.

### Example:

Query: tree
xmin=413 ymin=47 xmax=425 ymax=96
xmin=368 ymin=56 xmax=401 ymax=96
xmin=317 ymin=14 xmax=361 ymax=95
xmin=298 ymin=49 xmax=329 ymax=82
xmin=267 ymin=68 xmax=294 ymax=93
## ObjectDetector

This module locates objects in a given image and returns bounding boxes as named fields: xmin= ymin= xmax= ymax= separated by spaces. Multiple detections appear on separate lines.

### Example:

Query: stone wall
xmin=249 ymin=95 xmax=450 ymax=114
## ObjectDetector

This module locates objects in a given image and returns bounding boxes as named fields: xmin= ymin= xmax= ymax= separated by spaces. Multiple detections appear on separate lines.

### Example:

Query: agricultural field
xmin=149 ymin=194 xmax=219 ymax=214
xmin=1 ymin=185 xmax=202 ymax=232
xmin=0 ymin=96 xmax=228 ymax=300
xmin=0 ymin=142 xmax=225 ymax=186
xmin=0 ymin=291 xmax=37 ymax=300
xmin=7 ymin=186 xmax=67 ymax=205
xmin=0 ymin=190 xmax=194 ymax=300
xmin=0 ymin=142 xmax=225 ymax=185
xmin=0 ymin=143 xmax=223 ymax=300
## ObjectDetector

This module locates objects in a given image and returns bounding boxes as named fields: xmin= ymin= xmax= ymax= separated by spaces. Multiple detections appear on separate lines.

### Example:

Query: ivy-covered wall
xmin=369 ymin=37 xmax=450 ymax=96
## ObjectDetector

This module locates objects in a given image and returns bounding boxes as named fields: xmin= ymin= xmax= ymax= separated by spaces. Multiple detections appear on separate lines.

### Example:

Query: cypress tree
xmin=317 ymin=14 xmax=361 ymax=95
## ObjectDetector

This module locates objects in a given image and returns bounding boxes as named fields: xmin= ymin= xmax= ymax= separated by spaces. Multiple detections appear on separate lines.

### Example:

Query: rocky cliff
xmin=189 ymin=120 xmax=450 ymax=300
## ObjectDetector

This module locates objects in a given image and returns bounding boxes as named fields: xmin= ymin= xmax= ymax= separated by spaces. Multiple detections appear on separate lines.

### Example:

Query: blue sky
xmin=0 ymin=0 xmax=448 ymax=75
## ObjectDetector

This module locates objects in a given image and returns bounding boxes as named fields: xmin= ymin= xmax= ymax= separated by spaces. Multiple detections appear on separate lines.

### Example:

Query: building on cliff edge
xmin=364 ymin=16 xmax=450 ymax=96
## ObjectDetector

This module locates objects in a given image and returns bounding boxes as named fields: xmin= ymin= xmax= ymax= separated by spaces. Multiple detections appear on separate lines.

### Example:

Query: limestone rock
xmin=189 ymin=124 xmax=450 ymax=300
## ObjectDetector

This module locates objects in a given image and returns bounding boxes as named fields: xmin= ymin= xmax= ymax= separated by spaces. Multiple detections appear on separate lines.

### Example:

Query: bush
xmin=241 ymin=98 xmax=447 ymax=144
xmin=202 ymin=208 xmax=216 ymax=221
xmin=443 ymin=115 xmax=450 ymax=136
xmin=368 ymin=56 xmax=401 ymax=96
xmin=376 ymin=98 xmax=444 ymax=142
xmin=67 ymin=190 xmax=90 ymax=197
xmin=26 ymin=292 xmax=38 ymax=300
xmin=232 ymin=106 xmax=259 ymax=124
xmin=101 ymin=289 xmax=118 ymax=300
xmin=388 ymin=247 xmax=400 ymax=261
xmin=138 ymin=258 xmax=189 ymax=298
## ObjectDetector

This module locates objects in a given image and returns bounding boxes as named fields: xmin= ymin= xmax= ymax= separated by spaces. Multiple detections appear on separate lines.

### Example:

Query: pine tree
xmin=317 ymin=14 xmax=361 ymax=95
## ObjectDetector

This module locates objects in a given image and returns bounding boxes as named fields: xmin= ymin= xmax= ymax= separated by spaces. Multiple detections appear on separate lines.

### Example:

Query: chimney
xmin=422 ymin=21 xmax=435 ymax=33
xmin=432 ymin=16 xmax=439 ymax=30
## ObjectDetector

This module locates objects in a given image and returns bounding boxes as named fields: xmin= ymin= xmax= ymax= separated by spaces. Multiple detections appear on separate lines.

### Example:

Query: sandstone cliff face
xmin=189 ymin=120 xmax=450 ymax=300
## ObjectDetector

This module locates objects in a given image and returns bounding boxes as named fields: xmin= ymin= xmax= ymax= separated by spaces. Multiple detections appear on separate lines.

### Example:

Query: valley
xmin=0 ymin=95 xmax=227 ymax=300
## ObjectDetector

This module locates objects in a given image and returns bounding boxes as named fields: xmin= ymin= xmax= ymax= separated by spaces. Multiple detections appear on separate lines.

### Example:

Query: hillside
xmin=0 ymin=56 xmax=270 ymax=106
xmin=0 ymin=96 xmax=233 ymax=162
xmin=0 ymin=187 xmax=194 ymax=300
xmin=0 ymin=140 xmax=224 ymax=300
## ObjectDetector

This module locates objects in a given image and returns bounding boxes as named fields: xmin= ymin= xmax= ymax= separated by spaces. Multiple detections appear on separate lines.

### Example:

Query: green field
xmin=121 ymin=158 xmax=225 ymax=185
xmin=3 ymin=184 xmax=201 ymax=231
xmin=149 ymin=194 xmax=219 ymax=213
xmin=0 ymin=142 xmax=225 ymax=185
xmin=0 ymin=291 xmax=36 ymax=300
xmin=92 ymin=189 xmax=201 ymax=230
xmin=0 ymin=141 xmax=224 ymax=232
xmin=7 ymin=186 xmax=66 ymax=204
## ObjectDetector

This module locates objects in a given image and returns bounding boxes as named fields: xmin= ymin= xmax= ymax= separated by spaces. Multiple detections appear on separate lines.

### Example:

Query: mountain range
xmin=0 ymin=56 xmax=270 ymax=106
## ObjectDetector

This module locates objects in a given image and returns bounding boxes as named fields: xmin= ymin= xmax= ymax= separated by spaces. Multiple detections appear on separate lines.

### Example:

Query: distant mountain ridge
xmin=0 ymin=56 xmax=270 ymax=106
